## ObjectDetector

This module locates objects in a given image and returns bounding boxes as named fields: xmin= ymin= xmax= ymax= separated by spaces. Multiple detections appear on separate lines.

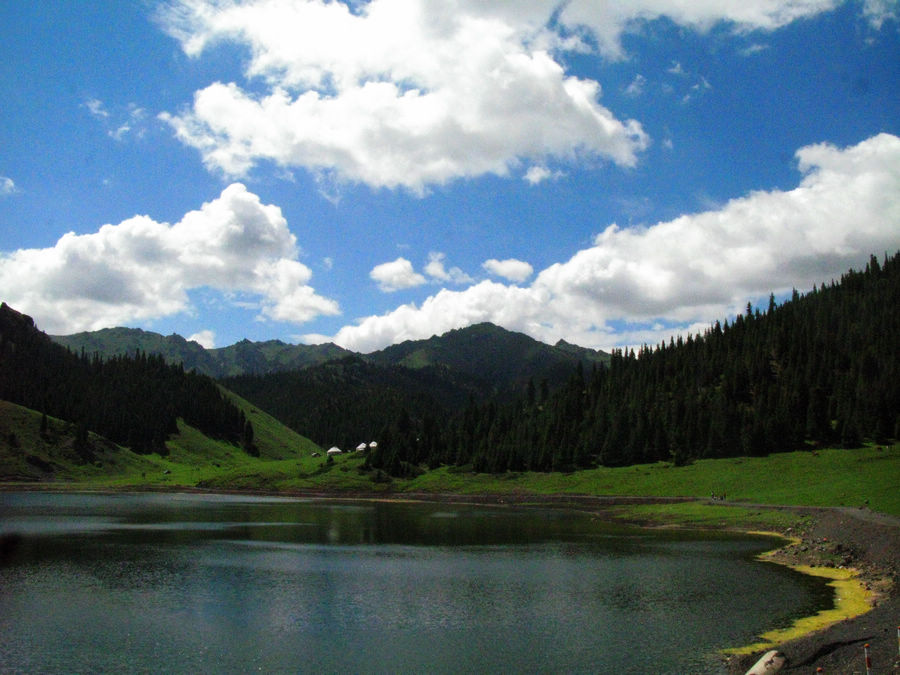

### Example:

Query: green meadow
xmin=4 ymin=399 xmax=897 ymax=523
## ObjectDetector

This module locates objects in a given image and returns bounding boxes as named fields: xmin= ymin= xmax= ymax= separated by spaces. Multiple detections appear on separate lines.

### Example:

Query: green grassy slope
xmin=221 ymin=388 xmax=320 ymax=460
xmin=406 ymin=446 xmax=900 ymax=514
xmin=3 ymin=396 xmax=897 ymax=518
xmin=198 ymin=443 xmax=900 ymax=517
xmin=0 ymin=393 xmax=322 ymax=486
xmin=0 ymin=400 xmax=154 ymax=481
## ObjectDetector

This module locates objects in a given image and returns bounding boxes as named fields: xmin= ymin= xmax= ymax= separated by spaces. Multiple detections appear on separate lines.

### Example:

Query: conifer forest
xmin=363 ymin=253 xmax=899 ymax=475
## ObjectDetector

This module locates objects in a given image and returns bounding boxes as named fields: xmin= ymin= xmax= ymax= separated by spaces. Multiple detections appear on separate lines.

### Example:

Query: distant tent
xmin=326 ymin=446 xmax=342 ymax=455
xmin=356 ymin=443 xmax=367 ymax=452
xmin=368 ymin=441 xmax=378 ymax=450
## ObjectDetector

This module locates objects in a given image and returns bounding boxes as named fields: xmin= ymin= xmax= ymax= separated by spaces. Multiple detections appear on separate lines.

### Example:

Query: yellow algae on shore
xmin=723 ymin=563 xmax=873 ymax=655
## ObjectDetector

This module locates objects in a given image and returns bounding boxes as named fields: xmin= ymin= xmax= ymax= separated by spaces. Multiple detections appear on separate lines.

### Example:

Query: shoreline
xmin=722 ymin=539 xmax=875 ymax=658
xmin=2 ymin=483 xmax=898 ymax=672
xmin=719 ymin=506 xmax=899 ymax=673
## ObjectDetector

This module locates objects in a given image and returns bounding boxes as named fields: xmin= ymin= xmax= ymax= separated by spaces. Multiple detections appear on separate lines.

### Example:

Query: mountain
xmin=1 ymin=303 xmax=319 ymax=482
xmin=212 ymin=338 xmax=352 ymax=377
xmin=52 ymin=327 xmax=216 ymax=372
xmin=370 ymin=322 xmax=608 ymax=395
xmin=1 ymin=303 xmax=255 ymax=458
xmin=50 ymin=322 xmax=609 ymax=389
xmin=52 ymin=328 xmax=353 ymax=378
xmin=222 ymin=355 xmax=485 ymax=452
xmin=48 ymin=319 xmax=610 ymax=455
xmin=363 ymin=252 xmax=900 ymax=474
xmin=220 ymin=324 xmax=610 ymax=452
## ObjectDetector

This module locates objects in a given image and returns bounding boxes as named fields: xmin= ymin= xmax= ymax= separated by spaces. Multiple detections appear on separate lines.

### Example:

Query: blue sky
xmin=1 ymin=0 xmax=898 ymax=353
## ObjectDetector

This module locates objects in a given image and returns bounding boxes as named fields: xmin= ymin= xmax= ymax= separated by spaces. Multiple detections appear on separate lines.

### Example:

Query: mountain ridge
xmin=51 ymin=322 xmax=609 ymax=381
xmin=51 ymin=327 xmax=354 ymax=378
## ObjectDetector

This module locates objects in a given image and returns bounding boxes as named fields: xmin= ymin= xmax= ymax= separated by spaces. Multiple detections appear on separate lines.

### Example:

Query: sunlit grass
xmin=3 ymin=396 xmax=898 ymax=518
xmin=611 ymin=502 xmax=803 ymax=530
xmin=404 ymin=444 xmax=900 ymax=516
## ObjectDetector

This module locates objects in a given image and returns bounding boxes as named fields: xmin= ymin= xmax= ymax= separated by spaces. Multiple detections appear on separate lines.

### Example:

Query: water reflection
xmin=0 ymin=492 xmax=831 ymax=674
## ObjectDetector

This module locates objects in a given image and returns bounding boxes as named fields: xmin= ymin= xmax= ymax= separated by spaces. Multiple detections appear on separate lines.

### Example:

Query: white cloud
xmin=424 ymin=252 xmax=473 ymax=284
xmin=0 ymin=176 xmax=18 ymax=197
xmin=863 ymin=0 xmax=898 ymax=28
xmin=158 ymin=0 xmax=650 ymax=192
xmin=321 ymin=280 xmax=543 ymax=351
xmin=558 ymin=0 xmax=840 ymax=58
xmin=524 ymin=165 xmax=564 ymax=185
xmin=370 ymin=257 xmax=427 ymax=292
xmin=667 ymin=60 xmax=686 ymax=76
xmin=156 ymin=0 xmax=855 ymax=193
xmin=84 ymin=98 xmax=150 ymax=141
xmin=110 ymin=104 xmax=149 ymax=141
xmin=188 ymin=329 xmax=216 ymax=348
xmin=312 ymin=134 xmax=900 ymax=352
xmin=482 ymin=258 xmax=534 ymax=283
xmin=0 ymin=183 xmax=339 ymax=334
xmin=740 ymin=42 xmax=771 ymax=56
xmin=83 ymin=98 xmax=109 ymax=119
xmin=624 ymin=74 xmax=647 ymax=97
xmin=682 ymin=75 xmax=713 ymax=104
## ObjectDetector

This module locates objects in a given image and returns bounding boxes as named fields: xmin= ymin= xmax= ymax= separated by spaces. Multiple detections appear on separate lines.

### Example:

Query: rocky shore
xmin=724 ymin=506 xmax=900 ymax=674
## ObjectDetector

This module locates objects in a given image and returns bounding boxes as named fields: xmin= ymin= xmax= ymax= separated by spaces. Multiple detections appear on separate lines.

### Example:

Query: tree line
xmin=223 ymin=356 xmax=472 ymax=452
xmin=366 ymin=252 xmax=899 ymax=475
xmin=0 ymin=303 xmax=254 ymax=457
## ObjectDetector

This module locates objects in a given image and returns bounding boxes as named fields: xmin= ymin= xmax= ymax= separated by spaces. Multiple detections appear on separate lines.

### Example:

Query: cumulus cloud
xmin=158 ymin=0 xmax=650 ymax=191
xmin=558 ymin=0 xmax=840 ymax=58
xmin=482 ymin=258 xmax=534 ymax=283
xmin=188 ymin=329 xmax=216 ymax=349
xmin=155 ymin=0 xmax=857 ymax=193
xmin=0 ymin=183 xmax=339 ymax=334
xmin=370 ymin=257 xmax=427 ymax=292
xmin=424 ymin=252 xmax=473 ymax=284
xmin=310 ymin=134 xmax=900 ymax=352
xmin=523 ymin=165 xmax=564 ymax=185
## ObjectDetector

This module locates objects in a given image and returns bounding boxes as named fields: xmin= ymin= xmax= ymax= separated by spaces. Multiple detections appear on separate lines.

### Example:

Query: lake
xmin=0 ymin=492 xmax=831 ymax=673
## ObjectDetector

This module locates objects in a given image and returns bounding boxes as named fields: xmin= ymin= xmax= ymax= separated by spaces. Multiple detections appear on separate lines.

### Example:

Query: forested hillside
xmin=222 ymin=323 xmax=609 ymax=451
xmin=11 ymin=253 xmax=897 ymax=480
xmin=53 ymin=321 xmax=607 ymax=384
xmin=223 ymin=357 xmax=474 ymax=451
xmin=364 ymin=253 xmax=900 ymax=475
xmin=369 ymin=322 xmax=608 ymax=390
xmin=52 ymin=328 xmax=351 ymax=378
xmin=0 ymin=303 xmax=254 ymax=457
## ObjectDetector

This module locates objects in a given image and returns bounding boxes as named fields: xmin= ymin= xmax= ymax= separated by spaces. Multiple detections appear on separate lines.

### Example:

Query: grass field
xmin=402 ymin=446 xmax=900 ymax=516
xmin=2 ymin=399 xmax=898 ymax=519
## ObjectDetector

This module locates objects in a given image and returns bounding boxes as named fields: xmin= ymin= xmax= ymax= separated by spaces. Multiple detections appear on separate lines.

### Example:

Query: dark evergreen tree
xmin=0 ymin=302 xmax=249 ymax=455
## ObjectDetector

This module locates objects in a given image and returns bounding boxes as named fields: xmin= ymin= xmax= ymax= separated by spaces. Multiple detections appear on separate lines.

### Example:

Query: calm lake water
xmin=0 ymin=492 xmax=831 ymax=674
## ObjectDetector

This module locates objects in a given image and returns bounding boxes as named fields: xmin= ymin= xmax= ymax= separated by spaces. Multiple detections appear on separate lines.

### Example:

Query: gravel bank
xmin=725 ymin=506 xmax=899 ymax=674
